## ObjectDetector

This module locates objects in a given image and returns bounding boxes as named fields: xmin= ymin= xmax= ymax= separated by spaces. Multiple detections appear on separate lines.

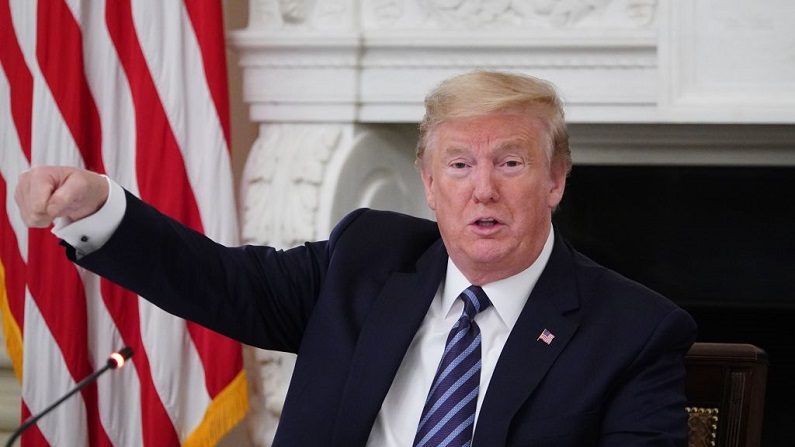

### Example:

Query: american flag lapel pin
xmin=537 ymin=329 xmax=555 ymax=345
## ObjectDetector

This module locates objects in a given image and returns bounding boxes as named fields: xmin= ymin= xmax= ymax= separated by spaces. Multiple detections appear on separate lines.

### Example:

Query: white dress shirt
xmin=52 ymin=179 xmax=555 ymax=446
xmin=366 ymin=229 xmax=554 ymax=446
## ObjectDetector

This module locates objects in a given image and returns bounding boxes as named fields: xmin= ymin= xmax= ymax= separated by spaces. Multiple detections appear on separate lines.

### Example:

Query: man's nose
xmin=472 ymin=166 xmax=499 ymax=203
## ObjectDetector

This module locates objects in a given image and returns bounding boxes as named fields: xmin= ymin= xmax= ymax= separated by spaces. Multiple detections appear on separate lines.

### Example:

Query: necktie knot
xmin=460 ymin=285 xmax=492 ymax=321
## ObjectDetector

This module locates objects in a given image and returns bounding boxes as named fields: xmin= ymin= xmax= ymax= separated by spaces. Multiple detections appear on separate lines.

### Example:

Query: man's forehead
xmin=438 ymin=109 xmax=545 ymax=132
xmin=437 ymin=138 xmax=530 ymax=154
xmin=433 ymin=118 xmax=547 ymax=150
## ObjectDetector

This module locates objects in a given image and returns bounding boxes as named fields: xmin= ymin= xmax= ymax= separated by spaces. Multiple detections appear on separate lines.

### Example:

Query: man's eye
xmin=451 ymin=162 xmax=468 ymax=169
xmin=504 ymin=160 xmax=522 ymax=167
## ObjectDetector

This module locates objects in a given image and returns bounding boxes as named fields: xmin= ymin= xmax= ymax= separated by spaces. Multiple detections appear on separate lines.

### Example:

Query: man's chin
xmin=462 ymin=246 xmax=512 ymax=268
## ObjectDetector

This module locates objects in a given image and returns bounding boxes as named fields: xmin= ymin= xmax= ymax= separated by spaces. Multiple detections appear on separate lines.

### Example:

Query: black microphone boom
xmin=5 ymin=347 xmax=134 ymax=447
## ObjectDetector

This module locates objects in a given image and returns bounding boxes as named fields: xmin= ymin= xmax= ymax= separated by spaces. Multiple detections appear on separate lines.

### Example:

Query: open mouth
xmin=473 ymin=218 xmax=500 ymax=228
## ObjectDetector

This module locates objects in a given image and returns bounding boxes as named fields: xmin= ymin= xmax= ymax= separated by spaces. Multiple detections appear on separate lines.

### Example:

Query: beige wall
xmin=0 ymin=331 xmax=21 ymax=445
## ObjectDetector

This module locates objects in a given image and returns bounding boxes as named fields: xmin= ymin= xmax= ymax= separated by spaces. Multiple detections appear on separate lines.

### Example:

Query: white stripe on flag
xmin=0 ymin=68 xmax=30 ymax=262
xmin=22 ymin=292 xmax=88 ymax=447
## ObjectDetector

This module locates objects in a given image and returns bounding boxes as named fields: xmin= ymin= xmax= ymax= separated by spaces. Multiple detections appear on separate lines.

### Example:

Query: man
xmin=16 ymin=71 xmax=696 ymax=446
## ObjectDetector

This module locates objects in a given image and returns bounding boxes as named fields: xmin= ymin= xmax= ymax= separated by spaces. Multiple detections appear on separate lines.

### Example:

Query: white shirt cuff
xmin=52 ymin=176 xmax=126 ymax=257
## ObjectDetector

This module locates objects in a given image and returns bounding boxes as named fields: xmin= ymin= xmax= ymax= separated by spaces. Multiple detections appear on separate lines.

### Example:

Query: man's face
xmin=420 ymin=111 xmax=567 ymax=285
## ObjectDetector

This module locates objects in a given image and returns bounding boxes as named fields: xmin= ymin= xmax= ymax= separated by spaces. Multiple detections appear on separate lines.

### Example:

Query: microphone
xmin=5 ymin=347 xmax=134 ymax=447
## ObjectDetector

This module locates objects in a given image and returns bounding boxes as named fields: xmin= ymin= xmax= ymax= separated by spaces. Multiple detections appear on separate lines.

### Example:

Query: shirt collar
xmin=442 ymin=227 xmax=555 ymax=330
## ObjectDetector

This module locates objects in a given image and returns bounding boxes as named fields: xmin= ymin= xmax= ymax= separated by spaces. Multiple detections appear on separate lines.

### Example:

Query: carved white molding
xmin=249 ymin=0 xmax=355 ymax=30
xmin=230 ymin=0 xmax=795 ymax=124
xmin=363 ymin=0 xmax=658 ymax=29
xmin=230 ymin=33 xmax=659 ymax=122
xmin=241 ymin=123 xmax=344 ymax=248
xmin=247 ymin=0 xmax=659 ymax=31
xmin=240 ymin=122 xmax=434 ymax=258
xmin=229 ymin=0 xmax=664 ymax=124
xmin=240 ymin=347 xmax=294 ymax=446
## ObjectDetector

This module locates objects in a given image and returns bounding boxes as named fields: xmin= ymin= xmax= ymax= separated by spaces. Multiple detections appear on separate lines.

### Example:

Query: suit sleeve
xmin=70 ymin=190 xmax=363 ymax=352
xmin=598 ymin=306 xmax=697 ymax=447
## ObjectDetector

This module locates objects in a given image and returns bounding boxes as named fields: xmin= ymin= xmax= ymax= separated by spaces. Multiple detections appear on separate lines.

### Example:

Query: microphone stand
xmin=5 ymin=347 xmax=133 ymax=447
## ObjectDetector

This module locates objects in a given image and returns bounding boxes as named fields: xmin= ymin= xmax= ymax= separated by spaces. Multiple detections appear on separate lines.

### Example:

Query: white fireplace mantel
xmin=226 ymin=1 xmax=795 ymax=445
xmin=229 ymin=0 xmax=795 ymax=126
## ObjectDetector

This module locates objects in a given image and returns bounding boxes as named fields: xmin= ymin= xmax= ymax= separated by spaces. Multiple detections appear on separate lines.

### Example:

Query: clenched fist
xmin=15 ymin=166 xmax=108 ymax=228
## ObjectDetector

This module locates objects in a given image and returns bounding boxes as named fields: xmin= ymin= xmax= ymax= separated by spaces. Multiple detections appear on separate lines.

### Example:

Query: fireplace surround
xmin=227 ymin=1 xmax=795 ymax=445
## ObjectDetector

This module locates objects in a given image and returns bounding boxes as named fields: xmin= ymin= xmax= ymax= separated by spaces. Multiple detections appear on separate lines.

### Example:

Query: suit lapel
xmin=332 ymin=240 xmax=448 ymax=447
xmin=473 ymin=235 xmax=582 ymax=445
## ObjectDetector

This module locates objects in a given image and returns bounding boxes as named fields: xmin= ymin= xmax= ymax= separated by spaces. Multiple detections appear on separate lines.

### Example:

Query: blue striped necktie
xmin=413 ymin=285 xmax=492 ymax=447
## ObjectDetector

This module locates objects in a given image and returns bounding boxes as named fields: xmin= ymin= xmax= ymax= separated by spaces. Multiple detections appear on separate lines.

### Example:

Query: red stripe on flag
xmin=182 ymin=0 xmax=231 ymax=149
xmin=0 ymin=175 xmax=25 ymax=334
xmin=105 ymin=0 xmax=240 ymax=398
xmin=35 ymin=0 xmax=104 ymax=172
xmin=100 ymin=281 xmax=182 ymax=447
xmin=26 ymin=230 xmax=113 ymax=447
xmin=0 ymin=0 xmax=33 ymax=161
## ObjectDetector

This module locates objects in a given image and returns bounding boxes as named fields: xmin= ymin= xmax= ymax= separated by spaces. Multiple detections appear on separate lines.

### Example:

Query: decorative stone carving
xmin=368 ymin=0 xmax=405 ymax=25
xmin=240 ymin=347 xmax=295 ymax=446
xmin=248 ymin=0 xmax=353 ymax=30
xmin=361 ymin=0 xmax=658 ymax=29
xmin=241 ymin=124 xmax=343 ymax=248
xmin=248 ymin=0 xmax=657 ymax=31
xmin=625 ymin=0 xmax=656 ymax=26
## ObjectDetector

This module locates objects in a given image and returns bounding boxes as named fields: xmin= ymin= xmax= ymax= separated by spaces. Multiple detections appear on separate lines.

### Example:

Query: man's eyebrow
xmin=439 ymin=146 xmax=469 ymax=157
xmin=493 ymin=140 xmax=526 ymax=153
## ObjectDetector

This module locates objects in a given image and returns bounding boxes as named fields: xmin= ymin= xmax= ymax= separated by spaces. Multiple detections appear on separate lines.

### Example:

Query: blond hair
xmin=417 ymin=71 xmax=571 ymax=173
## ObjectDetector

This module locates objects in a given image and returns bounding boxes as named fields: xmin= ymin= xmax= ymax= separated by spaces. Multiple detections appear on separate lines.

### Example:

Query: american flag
xmin=537 ymin=329 xmax=555 ymax=345
xmin=0 ymin=1 xmax=246 ymax=445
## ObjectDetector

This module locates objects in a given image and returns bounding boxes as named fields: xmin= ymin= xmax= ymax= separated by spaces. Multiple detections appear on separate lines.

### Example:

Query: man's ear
xmin=547 ymin=158 xmax=568 ymax=209
xmin=420 ymin=165 xmax=436 ymax=210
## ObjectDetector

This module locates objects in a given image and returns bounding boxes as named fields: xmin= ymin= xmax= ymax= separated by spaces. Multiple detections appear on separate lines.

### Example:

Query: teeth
xmin=477 ymin=219 xmax=496 ymax=226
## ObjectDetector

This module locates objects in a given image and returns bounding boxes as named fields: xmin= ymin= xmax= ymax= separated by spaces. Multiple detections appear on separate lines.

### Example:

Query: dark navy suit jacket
xmin=73 ymin=191 xmax=696 ymax=446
